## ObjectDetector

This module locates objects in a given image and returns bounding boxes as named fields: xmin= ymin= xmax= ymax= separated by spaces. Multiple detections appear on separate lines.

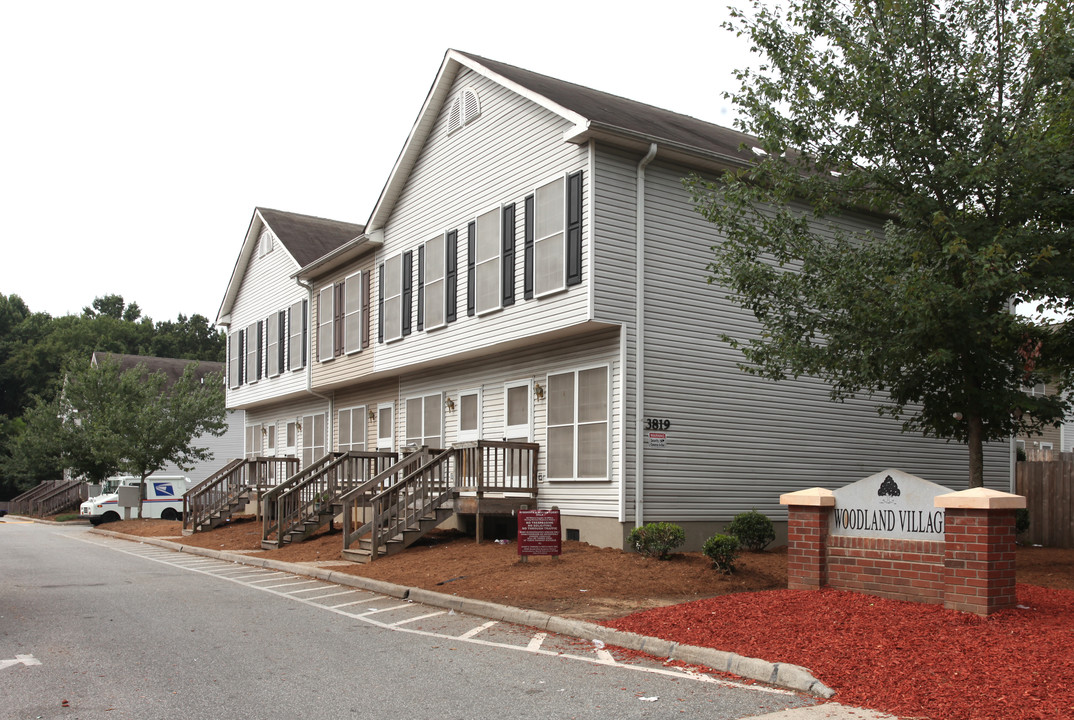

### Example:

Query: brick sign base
xmin=781 ymin=487 xmax=1025 ymax=616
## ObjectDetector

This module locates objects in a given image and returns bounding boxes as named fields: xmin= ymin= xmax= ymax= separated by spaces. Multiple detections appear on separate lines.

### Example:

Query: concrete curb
xmin=88 ymin=528 xmax=835 ymax=698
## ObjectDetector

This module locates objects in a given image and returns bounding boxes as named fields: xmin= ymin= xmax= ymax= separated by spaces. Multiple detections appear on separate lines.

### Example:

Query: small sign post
xmin=517 ymin=508 xmax=561 ymax=562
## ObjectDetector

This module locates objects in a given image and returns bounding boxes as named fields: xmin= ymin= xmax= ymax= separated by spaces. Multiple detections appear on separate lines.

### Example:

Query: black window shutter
xmin=446 ymin=230 xmax=458 ymax=323
xmin=361 ymin=271 xmax=370 ymax=349
xmin=277 ymin=311 xmax=286 ymax=371
xmin=523 ymin=195 xmax=534 ymax=299
xmin=377 ymin=264 xmax=384 ymax=343
xmin=566 ymin=170 xmax=583 ymax=286
xmin=284 ymin=312 xmax=290 ymax=372
xmin=238 ymin=330 xmax=245 ymax=385
xmin=301 ymin=299 xmax=308 ymax=367
xmin=402 ymin=251 xmax=413 ymax=336
xmin=501 ymin=203 xmax=516 ymax=307
xmin=256 ymin=320 xmax=264 ymax=379
xmin=334 ymin=283 xmax=345 ymax=357
xmin=466 ymin=221 xmax=476 ymax=316
xmin=417 ymin=245 xmax=425 ymax=331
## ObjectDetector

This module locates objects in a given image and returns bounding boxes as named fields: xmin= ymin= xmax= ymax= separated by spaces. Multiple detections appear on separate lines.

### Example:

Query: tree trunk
xmin=967 ymin=415 xmax=985 ymax=488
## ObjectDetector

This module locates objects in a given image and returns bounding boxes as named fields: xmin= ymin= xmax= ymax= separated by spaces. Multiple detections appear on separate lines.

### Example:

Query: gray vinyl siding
xmin=389 ymin=329 xmax=622 ymax=518
xmin=373 ymin=68 xmax=591 ymax=374
xmin=157 ymin=409 xmax=245 ymax=484
xmin=226 ymin=234 xmax=310 ymax=410
xmin=635 ymin=160 xmax=1008 ymax=522
xmin=331 ymin=382 xmax=400 ymax=451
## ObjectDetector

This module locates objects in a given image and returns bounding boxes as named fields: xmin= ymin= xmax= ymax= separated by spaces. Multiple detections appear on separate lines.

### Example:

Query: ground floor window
xmin=301 ymin=413 xmax=326 ymax=467
xmin=457 ymin=389 xmax=481 ymax=442
xmin=377 ymin=403 xmax=394 ymax=450
xmin=546 ymin=366 xmax=609 ymax=480
xmin=406 ymin=393 xmax=443 ymax=449
xmin=338 ymin=406 xmax=366 ymax=452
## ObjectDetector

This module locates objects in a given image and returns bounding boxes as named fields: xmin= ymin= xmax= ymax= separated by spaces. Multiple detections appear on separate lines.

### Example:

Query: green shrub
xmin=1015 ymin=508 xmax=1030 ymax=535
xmin=702 ymin=534 xmax=740 ymax=573
xmin=628 ymin=522 xmax=686 ymax=560
xmin=727 ymin=509 xmax=775 ymax=551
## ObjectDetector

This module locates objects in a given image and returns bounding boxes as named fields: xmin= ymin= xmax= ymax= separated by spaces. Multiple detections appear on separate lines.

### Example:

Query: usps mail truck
xmin=80 ymin=475 xmax=192 ymax=525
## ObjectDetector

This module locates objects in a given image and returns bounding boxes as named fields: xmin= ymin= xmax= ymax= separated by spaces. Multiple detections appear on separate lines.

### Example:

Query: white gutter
xmin=635 ymin=143 xmax=658 ymax=528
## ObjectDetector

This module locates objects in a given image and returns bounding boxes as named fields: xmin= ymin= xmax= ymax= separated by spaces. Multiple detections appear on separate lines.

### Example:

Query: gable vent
xmin=448 ymin=87 xmax=481 ymax=134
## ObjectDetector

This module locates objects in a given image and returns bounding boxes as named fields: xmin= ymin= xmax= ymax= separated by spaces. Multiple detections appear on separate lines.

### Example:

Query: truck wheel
xmin=161 ymin=508 xmax=178 ymax=521
xmin=101 ymin=511 xmax=121 ymax=524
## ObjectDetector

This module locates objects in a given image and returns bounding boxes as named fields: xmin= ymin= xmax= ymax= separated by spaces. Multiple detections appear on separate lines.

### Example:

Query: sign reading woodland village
xmin=831 ymin=469 xmax=952 ymax=542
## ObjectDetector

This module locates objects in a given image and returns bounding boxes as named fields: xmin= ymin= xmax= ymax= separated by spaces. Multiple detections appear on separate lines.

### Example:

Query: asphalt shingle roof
xmin=256 ymin=208 xmax=364 ymax=267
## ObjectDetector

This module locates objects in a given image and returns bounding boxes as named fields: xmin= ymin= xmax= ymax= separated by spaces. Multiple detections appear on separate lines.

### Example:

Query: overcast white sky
xmin=0 ymin=1 xmax=751 ymax=324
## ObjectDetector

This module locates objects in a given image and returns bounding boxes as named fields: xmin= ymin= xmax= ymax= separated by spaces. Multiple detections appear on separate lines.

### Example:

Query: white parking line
xmin=263 ymin=580 xmax=320 ymax=590
xmin=360 ymin=604 xmax=412 ymax=615
xmin=527 ymin=632 xmax=547 ymax=652
xmin=286 ymin=585 xmax=334 ymax=595
xmin=306 ymin=590 xmax=357 ymax=601
xmin=328 ymin=597 xmax=380 ymax=609
xmin=458 ymin=620 xmax=498 ymax=639
xmin=391 ymin=611 xmax=447 ymax=627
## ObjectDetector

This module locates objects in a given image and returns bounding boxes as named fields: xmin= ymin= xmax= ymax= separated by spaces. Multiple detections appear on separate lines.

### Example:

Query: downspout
xmin=635 ymin=143 xmax=658 ymax=529
xmin=295 ymin=278 xmax=334 ymax=446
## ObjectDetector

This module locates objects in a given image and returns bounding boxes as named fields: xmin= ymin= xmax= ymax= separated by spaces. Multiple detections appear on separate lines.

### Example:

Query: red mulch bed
xmin=606 ymin=584 xmax=1074 ymax=720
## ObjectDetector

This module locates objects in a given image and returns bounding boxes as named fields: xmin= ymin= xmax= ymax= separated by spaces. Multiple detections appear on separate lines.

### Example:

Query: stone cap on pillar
xmin=934 ymin=487 xmax=1026 ymax=510
xmin=779 ymin=488 xmax=836 ymax=507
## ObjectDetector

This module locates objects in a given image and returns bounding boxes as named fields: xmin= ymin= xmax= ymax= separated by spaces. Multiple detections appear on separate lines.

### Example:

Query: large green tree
xmin=3 ymin=357 xmax=227 ymax=507
xmin=687 ymin=0 xmax=1074 ymax=487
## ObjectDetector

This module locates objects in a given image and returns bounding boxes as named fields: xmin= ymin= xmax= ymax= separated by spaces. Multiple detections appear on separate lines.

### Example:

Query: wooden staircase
xmin=260 ymin=451 xmax=397 ymax=551
xmin=341 ymin=448 xmax=454 ymax=563
xmin=184 ymin=457 xmax=298 ymax=534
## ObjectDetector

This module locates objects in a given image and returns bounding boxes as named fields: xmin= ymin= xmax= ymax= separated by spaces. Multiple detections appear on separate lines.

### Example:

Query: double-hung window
xmin=457 ymin=389 xmax=481 ymax=443
xmin=546 ymin=366 xmax=609 ymax=480
xmin=288 ymin=300 xmax=307 ymax=370
xmin=318 ymin=285 xmax=335 ymax=362
xmin=245 ymin=321 xmax=262 ymax=383
xmin=525 ymin=170 xmax=583 ymax=298
xmin=471 ymin=208 xmax=501 ymax=315
xmin=421 ymin=236 xmax=446 ymax=330
xmin=267 ymin=311 xmax=285 ymax=377
xmin=381 ymin=254 xmax=404 ymax=342
xmin=405 ymin=394 xmax=443 ymax=449
xmin=228 ymin=331 xmax=243 ymax=389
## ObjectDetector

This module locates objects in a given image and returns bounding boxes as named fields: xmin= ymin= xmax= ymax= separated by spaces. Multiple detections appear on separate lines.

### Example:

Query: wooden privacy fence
xmin=1016 ymin=452 xmax=1074 ymax=548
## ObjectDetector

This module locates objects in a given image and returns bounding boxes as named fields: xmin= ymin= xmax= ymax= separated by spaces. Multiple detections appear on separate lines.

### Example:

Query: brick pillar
xmin=780 ymin=488 xmax=835 ymax=591
xmin=935 ymin=489 xmax=1024 ymax=616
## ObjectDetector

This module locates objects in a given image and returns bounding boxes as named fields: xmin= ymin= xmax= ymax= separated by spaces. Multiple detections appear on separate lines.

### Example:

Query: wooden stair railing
xmin=12 ymin=480 xmax=63 ymax=515
xmin=33 ymin=479 xmax=86 ymax=517
xmin=360 ymin=448 xmax=455 ymax=563
xmin=263 ymin=451 xmax=397 ymax=549
xmin=184 ymin=457 xmax=298 ymax=533
xmin=340 ymin=449 xmax=433 ymax=554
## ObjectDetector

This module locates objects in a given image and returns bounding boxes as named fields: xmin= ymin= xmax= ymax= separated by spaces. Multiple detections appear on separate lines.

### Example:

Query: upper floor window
xmin=525 ymin=170 xmax=583 ymax=298
xmin=227 ymin=330 xmax=243 ymax=389
xmin=319 ymin=272 xmax=368 ymax=361
xmin=447 ymin=87 xmax=481 ymax=134
xmin=421 ymin=235 xmax=446 ymax=331
xmin=288 ymin=300 xmax=307 ymax=371
xmin=470 ymin=208 xmax=501 ymax=316
xmin=244 ymin=321 xmax=262 ymax=384
xmin=267 ymin=310 xmax=285 ymax=378
xmin=379 ymin=254 xmax=412 ymax=343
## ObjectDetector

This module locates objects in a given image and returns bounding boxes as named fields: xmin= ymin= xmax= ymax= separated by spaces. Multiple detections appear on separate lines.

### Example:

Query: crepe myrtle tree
xmin=687 ymin=0 xmax=1074 ymax=487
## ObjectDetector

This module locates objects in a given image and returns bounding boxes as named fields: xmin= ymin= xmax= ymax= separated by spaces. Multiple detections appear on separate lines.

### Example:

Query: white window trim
xmin=258 ymin=229 xmax=274 ymax=257
xmin=532 ymin=173 xmax=568 ymax=298
xmin=545 ymin=364 xmax=611 ymax=482
xmin=301 ymin=413 xmax=327 ymax=468
xmin=288 ymin=300 xmax=306 ymax=371
xmin=245 ymin=423 xmax=262 ymax=459
xmin=423 ymin=236 xmax=447 ymax=332
xmin=285 ymin=420 xmax=297 ymax=456
xmin=474 ymin=206 xmax=502 ymax=316
xmin=245 ymin=322 xmax=260 ymax=384
xmin=344 ymin=271 xmax=363 ymax=354
xmin=456 ymin=388 xmax=482 ymax=443
xmin=318 ymin=285 xmax=334 ymax=362
xmin=265 ymin=423 xmax=276 ymax=455
xmin=383 ymin=254 xmax=404 ymax=343
xmin=376 ymin=402 xmax=395 ymax=450
xmin=504 ymin=380 xmax=533 ymax=442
